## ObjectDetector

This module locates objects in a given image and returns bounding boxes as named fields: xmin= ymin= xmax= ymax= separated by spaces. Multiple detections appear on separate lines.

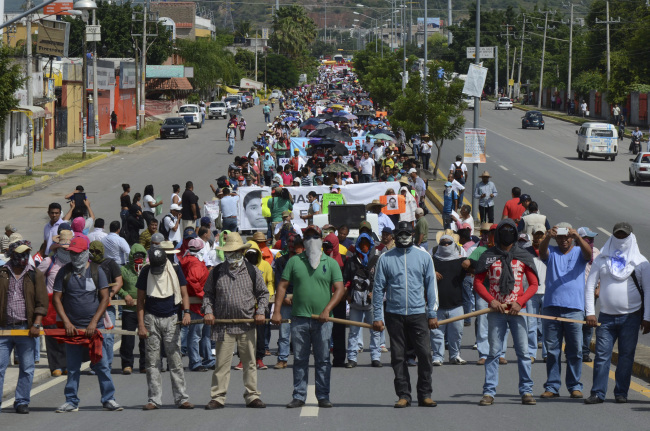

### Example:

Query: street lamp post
xmin=73 ymin=0 xmax=97 ymax=160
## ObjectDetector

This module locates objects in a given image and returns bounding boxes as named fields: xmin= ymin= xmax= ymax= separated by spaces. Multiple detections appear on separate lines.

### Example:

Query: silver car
xmin=629 ymin=152 xmax=650 ymax=185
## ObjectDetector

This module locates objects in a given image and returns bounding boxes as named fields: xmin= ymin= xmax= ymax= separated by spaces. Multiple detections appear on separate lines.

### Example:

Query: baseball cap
xmin=183 ymin=227 xmax=197 ymax=239
xmin=556 ymin=222 xmax=573 ymax=230
xmin=5 ymin=224 xmax=16 ymax=233
xmin=303 ymin=225 xmax=322 ymax=237
xmin=444 ymin=181 xmax=453 ymax=187
xmin=148 ymin=248 xmax=168 ymax=275
xmin=359 ymin=221 xmax=372 ymax=232
xmin=68 ymin=237 xmax=88 ymax=253
xmin=415 ymin=208 xmax=424 ymax=216
xmin=577 ymin=227 xmax=597 ymax=238
xmin=188 ymin=238 xmax=205 ymax=251
xmin=519 ymin=194 xmax=532 ymax=204
xmin=518 ymin=233 xmax=530 ymax=242
xmin=458 ymin=223 xmax=472 ymax=231
xmin=238 ymin=176 xmax=245 ymax=181
xmin=170 ymin=203 xmax=182 ymax=211
xmin=200 ymin=216 xmax=212 ymax=226
xmin=331 ymin=185 xmax=340 ymax=190
xmin=13 ymin=242 xmax=32 ymax=254
xmin=395 ymin=221 xmax=413 ymax=235
xmin=532 ymin=224 xmax=547 ymax=234
xmin=381 ymin=226 xmax=393 ymax=234
xmin=282 ymin=210 xmax=292 ymax=218
xmin=613 ymin=222 xmax=633 ymax=235
xmin=408 ymin=168 xmax=417 ymax=174
xmin=489 ymin=224 xmax=498 ymax=231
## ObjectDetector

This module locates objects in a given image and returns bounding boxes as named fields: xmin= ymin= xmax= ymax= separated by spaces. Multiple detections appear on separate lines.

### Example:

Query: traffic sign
xmin=466 ymin=47 xmax=495 ymax=59
xmin=43 ymin=1 xmax=73 ymax=15
xmin=86 ymin=25 xmax=101 ymax=42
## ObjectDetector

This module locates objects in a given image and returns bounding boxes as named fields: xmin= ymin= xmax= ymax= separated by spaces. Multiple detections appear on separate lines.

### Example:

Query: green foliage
xmin=235 ymin=49 xmax=256 ymax=77
xmin=572 ymin=70 xmax=603 ymax=101
xmin=356 ymin=51 xmax=402 ymax=109
xmin=269 ymin=5 xmax=317 ymax=59
xmin=0 ymin=46 xmax=26 ymax=135
xmin=176 ymin=38 xmax=241 ymax=97
xmin=265 ymin=54 xmax=299 ymax=89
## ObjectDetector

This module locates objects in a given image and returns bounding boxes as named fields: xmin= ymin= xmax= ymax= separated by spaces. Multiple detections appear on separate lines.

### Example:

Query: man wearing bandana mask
xmin=372 ymin=221 xmax=439 ymax=408
xmin=473 ymin=219 xmax=539 ymax=406
xmin=0 ymin=240 xmax=48 ymax=414
xmin=119 ymin=243 xmax=148 ymax=374
xmin=584 ymin=222 xmax=650 ymax=404
xmin=271 ymin=225 xmax=345 ymax=409
xmin=538 ymin=222 xmax=592 ymax=400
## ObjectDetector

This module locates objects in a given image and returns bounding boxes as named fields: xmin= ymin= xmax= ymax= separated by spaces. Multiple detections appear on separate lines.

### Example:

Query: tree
xmin=176 ymin=38 xmax=240 ymax=97
xmin=356 ymin=52 xmax=401 ymax=109
xmin=392 ymin=60 xmax=465 ymax=178
xmin=265 ymin=54 xmax=299 ymax=89
xmin=235 ymin=49 xmax=256 ymax=77
xmin=0 ymin=46 xmax=26 ymax=135
xmin=269 ymin=5 xmax=317 ymax=59
xmin=572 ymin=70 xmax=603 ymax=103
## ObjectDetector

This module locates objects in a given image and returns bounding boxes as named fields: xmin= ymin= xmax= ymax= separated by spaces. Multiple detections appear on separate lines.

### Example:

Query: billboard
xmin=417 ymin=17 xmax=440 ymax=31
xmin=87 ymin=59 xmax=115 ymax=90
xmin=120 ymin=62 xmax=136 ymax=89
xmin=146 ymin=65 xmax=184 ymax=78
xmin=43 ymin=0 xmax=73 ymax=15
xmin=36 ymin=21 xmax=69 ymax=57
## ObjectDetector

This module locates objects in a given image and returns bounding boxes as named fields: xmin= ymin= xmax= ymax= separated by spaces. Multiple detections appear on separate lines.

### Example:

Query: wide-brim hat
xmin=366 ymin=199 xmax=386 ymax=211
xmin=215 ymin=232 xmax=251 ymax=252
xmin=248 ymin=231 xmax=267 ymax=243
xmin=480 ymin=171 xmax=491 ymax=178
xmin=159 ymin=241 xmax=180 ymax=254
xmin=435 ymin=229 xmax=460 ymax=244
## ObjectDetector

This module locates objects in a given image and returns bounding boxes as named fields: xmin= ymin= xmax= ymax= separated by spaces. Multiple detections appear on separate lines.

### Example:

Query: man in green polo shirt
xmin=271 ymin=225 xmax=345 ymax=409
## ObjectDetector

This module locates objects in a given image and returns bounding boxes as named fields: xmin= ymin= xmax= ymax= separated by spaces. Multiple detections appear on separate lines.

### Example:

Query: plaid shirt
xmin=203 ymin=263 xmax=268 ymax=342
xmin=6 ymin=263 xmax=31 ymax=324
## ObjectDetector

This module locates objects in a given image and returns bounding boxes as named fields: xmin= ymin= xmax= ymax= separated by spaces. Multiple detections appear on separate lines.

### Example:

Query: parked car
xmin=270 ymin=89 xmax=282 ymax=99
xmin=239 ymin=92 xmax=253 ymax=108
xmin=224 ymin=97 xmax=241 ymax=111
xmin=495 ymin=97 xmax=513 ymax=110
xmin=208 ymin=101 xmax=227 ymax=119
xmin=629 ymin=152 xmax=650 ymax=185
xmin=463 ymin=95 xmax=475 ymax=110
xmin=576 ymin=122 xmax=618 ymax=161
xmin=178 ymin=104 xmax=202 ymax=128
xmin=160 ymin=117 xmax=189 ymax=139
xmin=521 ymin=111 xmax=545 ymax=129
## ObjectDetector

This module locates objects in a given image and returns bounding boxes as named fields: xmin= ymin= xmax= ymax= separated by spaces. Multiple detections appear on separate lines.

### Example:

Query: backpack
xmin=349 ymin=255 xmax=379 ymax=307
xmin=453 ymin=162 xmax=464 ymax=180
xmin=159 ymin=213 xmax=173 ymax=240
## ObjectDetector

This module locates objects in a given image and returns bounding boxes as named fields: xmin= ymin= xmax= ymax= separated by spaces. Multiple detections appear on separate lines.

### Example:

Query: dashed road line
xmin=597 ymin=227 xmax=612 ymax=236
xmin=300 ymin=385 xmax=319 ymax=417
xmin=523 ymin=179 xmax=534 ymax=186
xmin=553 ymin=199 xmax=568 ymax=208
xmin=499 ymin=165 xmax=509 ymax=171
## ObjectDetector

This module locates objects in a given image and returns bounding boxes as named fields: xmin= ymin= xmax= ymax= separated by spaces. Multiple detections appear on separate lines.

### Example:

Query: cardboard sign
xmin=322 ymin=193 xmax=344 ymax=215
xmin=380 ymin=195 xmax=405 ymax=214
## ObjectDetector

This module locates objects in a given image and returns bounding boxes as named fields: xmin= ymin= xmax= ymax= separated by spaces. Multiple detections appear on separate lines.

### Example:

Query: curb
xmin=1 ymin=174 xmax=51 ymax=195
xmin=128 ymin=135 xmax=157 ymax=148
xmin=55 ymin=152 xmax=109 ymax=176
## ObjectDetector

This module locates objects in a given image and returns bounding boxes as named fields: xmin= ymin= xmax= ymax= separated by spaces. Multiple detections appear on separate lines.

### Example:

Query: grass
xmin=101 ymin=121 xmax=162 ymax=147
xmin=5 ymin=174 xmax=38 ymax=187
xmin=33 ymin=152 xmax=99 ymax=172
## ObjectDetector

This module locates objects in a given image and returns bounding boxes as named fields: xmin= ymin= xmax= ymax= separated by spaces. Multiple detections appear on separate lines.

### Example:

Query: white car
xmin=270 ymin=89 xmax=282 ymax=99
xmin=178 ymin=104 xmax=202 ymax=128
xmin=495 ymin=97 xmax=513 ymax=110
xmin=629 ymin=152 xmax=650 ymax=185
xmin=208 ymin=101 xmax=227 ymax=119
xmin=463 ymin=95 xmax=475 ymax=110
xmin=576 ymin=122 xmax=618 ymax=161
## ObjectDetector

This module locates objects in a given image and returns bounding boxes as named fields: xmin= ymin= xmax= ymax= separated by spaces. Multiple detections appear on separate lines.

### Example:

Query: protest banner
xmin=322 ymin=193 xmax=344 ymax=214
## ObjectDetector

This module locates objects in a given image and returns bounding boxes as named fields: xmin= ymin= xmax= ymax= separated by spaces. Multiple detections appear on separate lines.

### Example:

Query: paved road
xmin=2 ymin=327 xmax=650 ymax=430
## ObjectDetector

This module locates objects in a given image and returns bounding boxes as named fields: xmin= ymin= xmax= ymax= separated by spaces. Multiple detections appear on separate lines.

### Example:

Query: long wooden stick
xmin=0 ymin=328 xmax=137 ymax=336
xmin=517 ymin=311 xmax=599 ymax=326
xmin=179 ymin=318 xmax=290 ymax=326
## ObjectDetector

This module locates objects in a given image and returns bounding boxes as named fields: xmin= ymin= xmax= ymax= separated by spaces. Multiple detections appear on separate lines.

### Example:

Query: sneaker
xmin=103 ymin=400 xmax=124 ymax=411
xmin=472 ymin=344 xmax=478 ymax=350
xmin=521 ymin=394 xmax=536 ymax=405
xmin=123 ymin=367 xmax=133 ymax=375
xmin=451 ymin=356 xmax=467 ymax=365
xmin=345 ymin=361 xmax=357 ymax=368
xmin=234 ymin=361 xmax=243 ymax=370
xmin=380 ymin=346 xmax=389 ymax=353
xmin=56 ymin=402 xmax=79 ymax=413
xmin=371 ymin=360 xmax=383 ymax=368
xmin=264 ymin=350 xmax=271 ymax=356
xmin=432 ymin=360 xmax=443 ymax=366
xmin=464 ymin=321 xmax=471 ymax=327
xmin=479 ymin=395 xmax=494 ymax=406
xmin=538 ymin=342 xmax=542 ymax=348
xmin=406 ymin=358 xmax=417 ymax=367
xmin=274 ymin=361 xmax=287 ymax=369
xmin=615 ymin=395 xmax=628 ymax=403
xmin=530 ymin=357 xmax=535 ymax=364
xmin=584 ymin=395 xmax=604 ymax=404
xmin=256 ymin=359 xmax=267 ymax=370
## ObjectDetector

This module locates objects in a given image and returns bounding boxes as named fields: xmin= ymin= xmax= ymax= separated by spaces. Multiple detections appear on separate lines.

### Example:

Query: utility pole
xmin=509 ymin=46 xmax=516 ymax=98
xmin=423 ymin=0 xmax=428 ymax=135
xmin=140 ymin=0 xmax=147 ymax=135
xmin=567 ymin=4 xmax=574 ymax=108
xmin=537 ymin=11 xmax=555 ymax=109
xmin=255 ymin=29 xmax=258 ymax=81
xmin=494 ymin=46 xmax=498 ymax=97
xmin=324 ymin=0 xmax=327 ymax=43
xmin=516 ymin=14 xmax=528 ymax=99
xmin=595 ymin=1 xmax=620 ymax=84
xmin=25 ymin=0 xmax=33 ymax=172
xmin=472 ymin=0 xmax=480 ymax=220
xmin=402 ymin=0 xmax=406 ymax=92
xmin=92 ymin=9 xmax=99 ymax=146
xmin=447 ymin=0 xmax=452 ymax=44
xmin=500 ymin=24 xmax=515 ymax=98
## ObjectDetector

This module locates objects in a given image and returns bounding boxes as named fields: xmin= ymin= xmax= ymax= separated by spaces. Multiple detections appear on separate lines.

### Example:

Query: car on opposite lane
xmin=160 ymin=117 xmax=189 ymax=139
xmin=495 ymin=97 xmax=513 ymax=110
xmin=629 ymin=152 xmax=650 ymax=185
xmin=521 ymin=111 xmax=545 ymax=129
xmin=463 ymin=95 xmax=475 ymax=110
xmin=208 ymin=101 xmax=227 ymax=119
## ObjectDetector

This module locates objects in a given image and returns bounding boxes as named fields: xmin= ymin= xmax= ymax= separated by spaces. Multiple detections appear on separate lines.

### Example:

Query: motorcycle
xmin=630 ymin=134 xmax=642 ymax=155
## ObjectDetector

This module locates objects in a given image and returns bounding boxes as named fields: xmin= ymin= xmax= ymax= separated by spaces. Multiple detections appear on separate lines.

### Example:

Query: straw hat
xmin=248 ymin=231 xmax=267 ymax=243
xmin=480 ymin=171 xmax=491 ymax=178
xmin=52 ymin=230 xmax=73 ymax=248
xmin=215 ymin=232 xmax=251 ymax=252
xmin=159 ymin=241 xmax=180 ymax=254
xmin=435 ymin=229 xmax=460 ymax=244
xmin=366 ymin=199 xmax=386 ymax=211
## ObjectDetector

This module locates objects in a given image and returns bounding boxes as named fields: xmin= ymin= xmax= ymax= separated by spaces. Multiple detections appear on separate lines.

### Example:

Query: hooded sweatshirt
xmin=216 ymin=230 xmax=231 ymax=263
xmin=179 ymin=249 xmax=210 ymax=315
xmin=323 ymin=232 xmax=344 ymax=268
xmin=247 ymin=240 xmax=275 ymax=296
xmin=119 ymin=243 xmax=147 ymax=312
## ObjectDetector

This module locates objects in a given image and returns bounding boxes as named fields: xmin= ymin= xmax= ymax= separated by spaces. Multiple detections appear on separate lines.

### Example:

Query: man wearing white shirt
xmin=360 ymin=151 xmax=375 ymax=183
xmin=87 ymin=219 xmax=108 ymax=243
xmin=162 ymin=204 xmax=183 ymax=245
xmin=584 ymin=222 xmax=650 ymax=404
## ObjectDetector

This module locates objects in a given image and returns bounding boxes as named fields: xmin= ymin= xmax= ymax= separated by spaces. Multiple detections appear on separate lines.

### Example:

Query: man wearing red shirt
xmin=290 ymin=149 xmax=302 ymax=178
xmin=473 ymin=219 xmax=539 ymax=406
xmin=501 ymin=187 xmax=528 ymax=223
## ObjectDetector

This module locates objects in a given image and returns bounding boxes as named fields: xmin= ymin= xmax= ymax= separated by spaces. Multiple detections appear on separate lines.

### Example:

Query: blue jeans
xmin=180 ymin=325 xmax=189 ymax=356
xmin=361 ymin=174 xmax=372 ymax=184
xmin=188 ymin=311 xmax=215 ymax=369
xmin=526 ymin=294 xmax=547 ymax=359
xmin=264 ymin=113 xmax=270 ymax=123
xmin=0 ymin=324 xmax=36 ymax=407
xmin=65 ymin=341 xmax=116 ymax=405
xmin=457 ymin=177 xmax=466 ymax=205
xmin=105 ymin=306 xmax=116 ymax=369
xmin=277 ymin=305 xmax=292 ymax=362
xmin=463 ymin=277 xmax=475 ymax=324
xmin=582 ymin=324 xmax=594 ymax=357
xmin=542 ymin=306 xmax=584 ymax=393
xmin=474 ymin=293 xmax=489 ymax=359
xmin=347 ymin=308 xmax=380 ymax=362
xmin=413 ymin=144 xmax=419 ymax=161
xmin=590 ymin=311 xmax=642 ymax=400
xmin=228 ymin=137 xmax=235 ymax=153
xmin=222 ymin=216 xmax=238 ymax=232
xmin=483 ymin=312 xmax=533 ymax=397
xmin=291 ymin=317 xmax=332 ymax=402
xmin=430 ymin=306 xmax=464 ymax=361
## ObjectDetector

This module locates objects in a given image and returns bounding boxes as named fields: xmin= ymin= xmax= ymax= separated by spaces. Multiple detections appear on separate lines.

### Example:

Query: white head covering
xmin=597 ymin=233 xmax=647 ymax=280
xmin=434 ymin=235 xmax=461 ymax=261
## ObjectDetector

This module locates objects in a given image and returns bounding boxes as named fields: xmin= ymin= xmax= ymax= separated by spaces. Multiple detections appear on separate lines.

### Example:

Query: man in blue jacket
xmin=372 ymin=221 xmax=439 ymax=408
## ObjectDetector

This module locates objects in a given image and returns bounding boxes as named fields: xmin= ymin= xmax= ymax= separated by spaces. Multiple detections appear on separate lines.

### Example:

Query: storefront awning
xmin=11 ymin=106 xmax=46 ymax=119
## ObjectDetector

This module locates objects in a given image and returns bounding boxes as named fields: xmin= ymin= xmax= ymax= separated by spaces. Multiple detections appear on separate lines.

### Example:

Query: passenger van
xmin=178 ymin=104 xmax=202 ymax=128
xmin=576 ymin=122 xmax=618 ymax=161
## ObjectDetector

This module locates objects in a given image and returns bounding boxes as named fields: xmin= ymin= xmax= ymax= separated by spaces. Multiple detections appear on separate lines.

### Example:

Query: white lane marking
xmin=1 ymin=340 xmax=122 ymax=409
xmin=598 ymin=227 xmax=612 ymax=236
xmin=486 ymin=154 xmax=491 ymax=158
xmin=499 ymin=165 xmax=509 ymax=171
xmin=485 ymin=127 xmax=607 ymax=183
xmin=554 ymin=199 xmax=568 ymax=208
xmin=523 ymin=179 xmax=534 ymax=186
xmin=300 ymin=384 xmax=319 ymax=417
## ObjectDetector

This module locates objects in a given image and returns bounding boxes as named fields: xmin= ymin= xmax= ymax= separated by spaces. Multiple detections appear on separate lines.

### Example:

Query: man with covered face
xmin=0 ymin=240 xmax=47 ymax=414
xmin=271 ymin=225 xmax=345 ymax=409
xmin=473 ymin=219 xmax=539 ymax=406
xmin=119 ymin=243 xmax=147 ymax=374
xmin=372 ymin=221 xmax=439 ymax=408
xmin=203 ymin=232 xmax=269 ymax=409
